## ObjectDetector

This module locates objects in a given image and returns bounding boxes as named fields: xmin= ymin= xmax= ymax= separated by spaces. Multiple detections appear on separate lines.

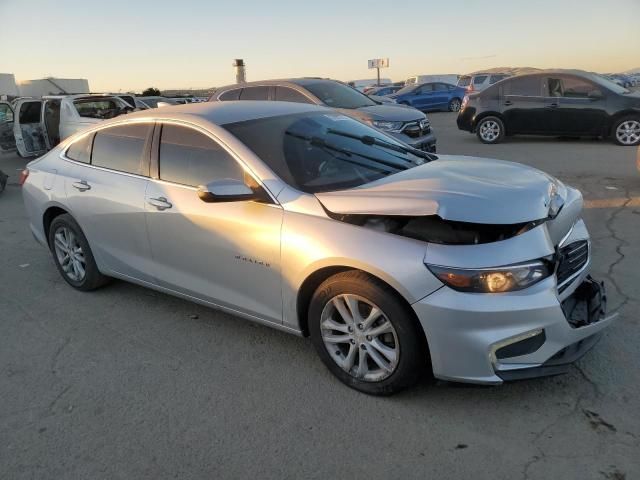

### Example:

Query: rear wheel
xmin=48 ymin=214 xmax=109 ymax=291
xmin=448 ymin=98 xmax=462 ymax=112
xmin=612 ymin=116 xmax=640 ymax=146
xmin=309 ymin=271 xmax=428 ymax=395
xmin=476 ymin=116 xmax=505 ymax=144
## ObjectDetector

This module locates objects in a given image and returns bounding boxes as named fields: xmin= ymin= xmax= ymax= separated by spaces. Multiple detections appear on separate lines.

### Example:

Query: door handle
xmin=547 ymin=103 xmax=559 ymax=108
xmin=147 ymin=196 xmax=173 ymax=211
xmin=72 ymin=180 xmax=91 ymax=192
xmin=503 ymin=100 xmax=513 ymax=106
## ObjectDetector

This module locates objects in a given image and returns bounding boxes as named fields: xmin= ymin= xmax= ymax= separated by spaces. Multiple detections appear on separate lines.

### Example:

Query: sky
xmin=0 ymin=0 xmax=638 ymax=92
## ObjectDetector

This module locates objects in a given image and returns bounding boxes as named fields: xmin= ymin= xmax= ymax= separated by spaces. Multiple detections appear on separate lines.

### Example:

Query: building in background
xmin=0 ymin=73 xmax=20 ymax=99
xmin=18 ymin=77 xmax=90 ymax=97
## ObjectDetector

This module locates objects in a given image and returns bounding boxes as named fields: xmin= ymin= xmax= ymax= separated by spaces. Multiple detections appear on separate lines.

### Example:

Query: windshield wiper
xmin=285 ymin=131 xmax=410 ymax=172
xmin=326 ymin=128 xmax=438 ymax=162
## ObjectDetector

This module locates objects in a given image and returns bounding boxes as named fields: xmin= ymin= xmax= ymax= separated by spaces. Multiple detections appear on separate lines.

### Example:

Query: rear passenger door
xmin=13 ymin=99 xmax=47 ymax=157
xmin=144 ymin=123 xmax=283 ymax=323
xmin=501 ymin=76 xmax=547 ymax=134
xmin=64 ymin=122 xmax=156 ymax=282
xmin=0 ymin=102 xmax=16 ymax=152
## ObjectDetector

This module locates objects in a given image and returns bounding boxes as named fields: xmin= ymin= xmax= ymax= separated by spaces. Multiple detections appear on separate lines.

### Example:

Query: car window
xmin=159 ymin=124 xmax=243 ymax=187
xmin=433 ymin=83 xmax=449 ymax=91
xmin=473 ymin=75 xmax=488 ymax=85
xmin=0 ymin=103 xmax=14 ymax=123
xmin=299 ymin=81 xmax=376 ymax=109
xmin=417 ymin=84 xmax=434 ymax=94
xmin=274 ymin=87 xmax=312 ymax=103
xmin=239 ymin=86 xmax=269 ymax=101
xmin=489 ymin=74 xmax=507 ymax=84
xmin=223 ymin=111 xmax=425 ymax=194
xmin=504 ymin=76 xmax=542 ymax=96
xmin=547 ymin=76 xmax=601 ymax=98
xmin=458 ymin=76 xmax=472 ymax=87
xmin=91 ymin=123 xmax=152 ymax=175
xmin=66 ymin=133 xmax=93 ymax=163
xmin=19 ymin=102 xmax=41 ymax=123
xmin=74 ymin=98 xmax=126 ymax=119
xmin=218 ymin=89 xmax=241 ymax=101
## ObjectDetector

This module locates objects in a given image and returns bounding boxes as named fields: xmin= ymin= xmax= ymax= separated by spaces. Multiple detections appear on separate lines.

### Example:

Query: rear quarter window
xmin=66 ymin=133 xmax=94 ymax=163
xmin=218 ymin=89 xmax=241 ymax=101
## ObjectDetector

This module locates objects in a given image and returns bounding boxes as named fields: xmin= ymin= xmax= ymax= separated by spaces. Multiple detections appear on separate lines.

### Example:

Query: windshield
xmin=223 ymin=112 xmax=428 ymax=193
xmin=590 ymin=73 xmax=631 ymax=94
xmin=73 ymin=97 xmax=129 ymax=119
xmin=395 ymin=85 xmax=418 ymax=95
xmin=301 ymin=81 xmax=377 ymax=109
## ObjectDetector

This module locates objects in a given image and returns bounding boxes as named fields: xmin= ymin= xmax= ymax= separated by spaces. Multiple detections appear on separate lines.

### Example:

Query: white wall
xmin=18 ymin=78 xmax=90 ymax=97
xmin=0 ymin=73 xmax=20 ymax=97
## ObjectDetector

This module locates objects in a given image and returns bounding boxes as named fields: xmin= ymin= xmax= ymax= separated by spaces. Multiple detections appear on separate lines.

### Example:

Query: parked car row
xmin=210 ymin=78 xmax=437 ymax=152
xmin=456 ymin=69 xmax=640 ymax=146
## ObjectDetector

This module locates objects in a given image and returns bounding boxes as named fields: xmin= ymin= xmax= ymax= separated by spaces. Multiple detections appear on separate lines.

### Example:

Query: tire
xmin=612 ymin=116 xmax=640 ymax=146
xmin=48 ymin=214 xmax=110 ymax=291
xmin=476 ymin=116 xmax=505 ymax=144
xmin=309 ymin=270 xmax=429 ymax=395
xmin=448 ymin=98 xmax=462 ymax=112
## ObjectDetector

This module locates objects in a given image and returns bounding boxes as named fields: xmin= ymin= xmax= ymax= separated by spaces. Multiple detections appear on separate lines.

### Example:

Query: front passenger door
xmin=144 ymin=123 xmax=284 ymax=323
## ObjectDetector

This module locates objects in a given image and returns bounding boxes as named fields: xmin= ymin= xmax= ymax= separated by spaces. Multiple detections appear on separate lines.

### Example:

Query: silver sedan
xmin=21 ymin=101 xmax=615 ymax=394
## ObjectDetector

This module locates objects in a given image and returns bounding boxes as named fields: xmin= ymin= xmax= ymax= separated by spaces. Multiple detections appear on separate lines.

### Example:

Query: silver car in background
xmin=21 ymin=101 xmax=615 ymax=394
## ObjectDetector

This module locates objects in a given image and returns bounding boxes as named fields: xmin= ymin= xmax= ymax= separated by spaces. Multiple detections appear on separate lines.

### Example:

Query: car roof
xmin=214 ymin=77 xmax=341 ymax=92
xmin=123 ymin=100 xmax=326 ymax=125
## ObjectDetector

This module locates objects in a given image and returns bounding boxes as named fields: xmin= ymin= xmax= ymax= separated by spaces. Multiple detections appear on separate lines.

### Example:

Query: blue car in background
xmin=390 ymin=82 xmax=467 ymax=112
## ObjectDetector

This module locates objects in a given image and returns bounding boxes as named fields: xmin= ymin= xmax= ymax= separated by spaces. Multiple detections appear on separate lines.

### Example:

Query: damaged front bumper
xmin=412 ymin=274 xmax=616 ymax=385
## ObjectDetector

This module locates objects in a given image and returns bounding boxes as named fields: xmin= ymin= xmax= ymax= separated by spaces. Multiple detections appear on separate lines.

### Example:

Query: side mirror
xmin=197 ymin=179 xmax=257 ymax=203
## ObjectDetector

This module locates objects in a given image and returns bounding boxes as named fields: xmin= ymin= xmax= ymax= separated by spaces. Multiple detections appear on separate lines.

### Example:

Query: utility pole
xmin=233 ymin=59 xmax=246 ymax=84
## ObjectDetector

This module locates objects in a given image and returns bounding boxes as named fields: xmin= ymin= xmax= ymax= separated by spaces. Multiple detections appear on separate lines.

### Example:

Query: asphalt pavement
xmin=1 ymin=114 xmax=639 ymax=479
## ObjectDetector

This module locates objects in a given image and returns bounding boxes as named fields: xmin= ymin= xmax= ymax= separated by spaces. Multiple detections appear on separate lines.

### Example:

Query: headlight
xmin=426 ymin=261 xmax=552 ymax=293
xmin=370 ymin=120 xmax=404 ymax=132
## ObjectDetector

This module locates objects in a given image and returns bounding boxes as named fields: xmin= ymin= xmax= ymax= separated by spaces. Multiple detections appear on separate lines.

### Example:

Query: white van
xmin=405 ymin=74 xmax=459 ymax=86
xmin=347 ymin=78 xmax=392 ymax=92
xmin=0 ymin=94 xmax=133 ymax=157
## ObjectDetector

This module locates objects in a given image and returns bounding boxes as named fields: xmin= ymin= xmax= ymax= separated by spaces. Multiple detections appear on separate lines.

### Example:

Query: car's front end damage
xmin=315 ymin=155 xmax=616 ymax=384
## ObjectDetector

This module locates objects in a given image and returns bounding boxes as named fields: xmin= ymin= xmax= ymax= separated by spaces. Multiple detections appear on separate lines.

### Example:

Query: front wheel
xmin=612 ymin=116 xmax=640 ymax=146
xmin=309 ymin=271 xmax=428 ymax=395
xmin=476 ymin=116 xmax=505 ymax=144
xmin=448 ymin=98 xmax=462 ymax=112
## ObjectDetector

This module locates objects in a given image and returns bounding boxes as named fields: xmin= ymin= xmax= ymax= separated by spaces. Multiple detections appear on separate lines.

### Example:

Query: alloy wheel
xmin=53 ymin=226 xmax=86 ymax=282
xmin=616 ymin=120 xmax=640 ymax=145
xmin=320 ymin=294 xmax=399 ymax=382
xmin=479 ymin=120 xmax=500 ymax=142
xmin=450 ymin=99 xmax=461 ymax=112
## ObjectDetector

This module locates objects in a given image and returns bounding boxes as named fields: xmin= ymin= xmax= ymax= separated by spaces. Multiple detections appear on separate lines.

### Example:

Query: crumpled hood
xmin=339 ymin=103 xmax=425 ymax=123
xmin=316 ymin=155 xmax=569 ymax=224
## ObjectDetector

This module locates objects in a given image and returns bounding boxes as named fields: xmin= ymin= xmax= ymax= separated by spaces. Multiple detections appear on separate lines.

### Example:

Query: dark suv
xmin=210 ymin=78 xmax=437 ymax=152
xmin=457 ymin=69 xmax=640 ymax=146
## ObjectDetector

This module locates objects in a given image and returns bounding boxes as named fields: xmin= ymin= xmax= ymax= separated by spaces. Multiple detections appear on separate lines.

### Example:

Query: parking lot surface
xmin=1 ymin=114 xmax=639 ymax=479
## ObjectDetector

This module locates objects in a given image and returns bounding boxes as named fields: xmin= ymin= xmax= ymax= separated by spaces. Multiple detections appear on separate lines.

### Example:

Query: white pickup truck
xmin=0 ymin=94 xmax=133 ymax=157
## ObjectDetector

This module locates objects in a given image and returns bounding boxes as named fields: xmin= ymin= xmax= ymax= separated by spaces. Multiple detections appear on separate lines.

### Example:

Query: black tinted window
xmin=547 ymin=76 xmax=600 ymax=98
xmin=66 ymin=133 xmax=93 ymax=163
xmin=91 ymin=123 xmax=151 ymax=175
xmin=417 ymin=84 xmax=433 ymax=93
xmin=504 ymin=76 xmax=541 ymax=96
xmin=218 ymin=89 xmax=241 ymax=101
xmin=300 ymin=81 xmax=376 ymax=109
xmin=19 ymin=102 xmax=41 ymax=123
xmin=239 ymin=86 xmax=269 ymax=100
xmin=159 ymin=124 xmax=243 ymax=187
xmin=275 ymin=87 xmax=312 ymax=103
xmin=473 ymin=75 xmax=488 ymax=85
xmin=433 ymin=83 xmax=449 ymax=91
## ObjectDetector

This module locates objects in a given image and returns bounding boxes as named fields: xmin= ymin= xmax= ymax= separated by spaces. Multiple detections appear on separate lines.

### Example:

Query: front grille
xmin=556 ymin=240 xmax=589 ymax=290
xmin=403 ymin=120 xmax=431 ymax=138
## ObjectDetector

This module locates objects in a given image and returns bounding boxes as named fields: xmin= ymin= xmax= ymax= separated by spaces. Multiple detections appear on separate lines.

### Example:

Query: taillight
xmin=18 ymin=168 xmax=29 ymax=186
